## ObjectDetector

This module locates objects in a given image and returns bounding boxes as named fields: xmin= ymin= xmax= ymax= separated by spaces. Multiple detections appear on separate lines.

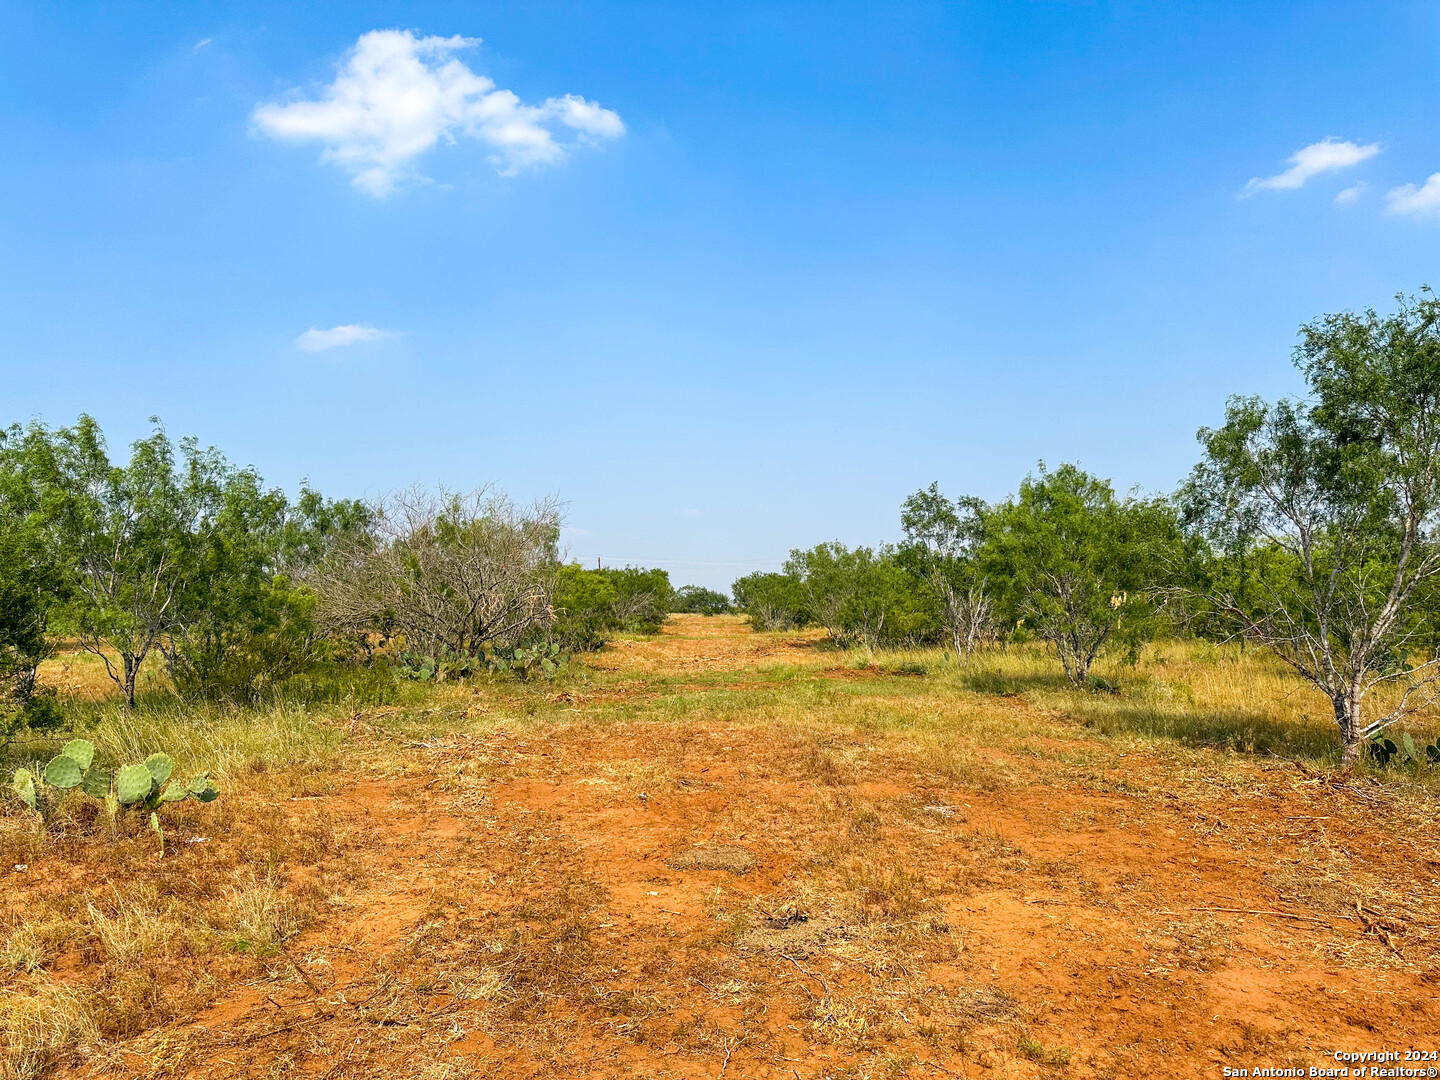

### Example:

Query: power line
xmin=582 ymin=555 xmax=784 ymax=568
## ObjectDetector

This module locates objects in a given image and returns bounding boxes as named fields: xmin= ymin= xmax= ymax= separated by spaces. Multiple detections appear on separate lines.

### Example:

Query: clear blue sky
xmin=3 ymin=2 xmax=1438 ymax=589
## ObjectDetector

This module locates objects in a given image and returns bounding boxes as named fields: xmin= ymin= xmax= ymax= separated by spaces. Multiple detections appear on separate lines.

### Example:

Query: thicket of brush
xmin=6 ymin=292 xmax=1440 ymax=768
xmin=732 ymin=293 xmax=1440 ymax=766
xmin=0 ymin=421 xmax=678 ymax=737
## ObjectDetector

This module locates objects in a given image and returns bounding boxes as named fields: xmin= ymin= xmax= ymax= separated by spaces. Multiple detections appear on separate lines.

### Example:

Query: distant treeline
xmin=0 ymin=418 xmax=682 ymax=727
xmin=728 ymin=291 xmax=1440 ymax=766
xmin=731 ymin=462 xmax=1177 ymax=678
xmin=6 ymin=292 xmax=1440 ymax=763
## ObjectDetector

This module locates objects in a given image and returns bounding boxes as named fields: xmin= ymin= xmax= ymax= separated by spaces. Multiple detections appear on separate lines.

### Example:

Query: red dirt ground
xmin=24 ymin=620 xmax=1440 ymax=1079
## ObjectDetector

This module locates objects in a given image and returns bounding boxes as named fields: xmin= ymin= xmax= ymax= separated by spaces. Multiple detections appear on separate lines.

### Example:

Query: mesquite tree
xmin=17 ymin=418 xmax=218 ymax=709
xmin=899 ymin=483 xmax=996 ymax=658
xmin=0 ymin=431 xmax=63 ymax=727
xmin=1182 ymin=292 xmax=1440 ymax=767
xmin=782 ymin=542 xmax=912 ymax=650
xmin=313 ymin=486 xmax=560 ymax=660
xmin=984 ymin=464 xmax=1176 ymax=686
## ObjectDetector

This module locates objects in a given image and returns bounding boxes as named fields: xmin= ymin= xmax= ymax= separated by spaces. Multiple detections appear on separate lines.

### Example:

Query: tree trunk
xmin=14 ymin=665 xmax=37 ymax=701
xmin=1336 ymin=687 xmax=1364 ymax=770
xmin=122 ymin=653 xmax=139 ymax=710
xmin=1055 ymin=638 xmax=1089 ymax=687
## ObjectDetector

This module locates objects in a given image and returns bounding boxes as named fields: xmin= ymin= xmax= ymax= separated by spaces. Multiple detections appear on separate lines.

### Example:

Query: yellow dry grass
xmin=2 ymin=617 xmax=1438 ymax=1079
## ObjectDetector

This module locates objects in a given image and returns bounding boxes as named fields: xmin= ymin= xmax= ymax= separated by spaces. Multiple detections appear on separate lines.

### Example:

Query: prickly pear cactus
xmin=10 ymin=740 xmax=222 ymax=841
xmin=62 ymin=740 xmax=95 ymax=770
xmin=43 ymin=755 xmax=83 ymax=790
xmin=188 ymin=773 xmax=220 ymax=802
xmin=115 ymin=763 xmax=155 ymax=806
xmin=145 ymin=753 xmax=174 ymax=786
xmin=81 ymin=767 xmax=112 ymax=799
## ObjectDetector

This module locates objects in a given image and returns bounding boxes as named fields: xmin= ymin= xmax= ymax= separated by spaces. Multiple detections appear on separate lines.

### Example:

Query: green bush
xmin=551 ymin=564 xmax=672 ymax=650
xmin=731 ymin=571 xmax=810 ymax=631
xmin=670 ymin=585 xmax=732 ymax=615
xmin=782 ymin=543 xmax=941 ymax=648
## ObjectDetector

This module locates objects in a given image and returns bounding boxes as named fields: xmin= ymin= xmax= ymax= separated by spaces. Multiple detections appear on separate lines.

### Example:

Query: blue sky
xmin=3 ymin=2 xmax=1439 ymax=589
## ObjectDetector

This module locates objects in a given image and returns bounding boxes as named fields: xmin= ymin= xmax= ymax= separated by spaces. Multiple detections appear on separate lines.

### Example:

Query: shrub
xmin=551 ymin=565 xmax=672 ymax=650
xmin=731 ymin=572 xmax=810 ymax=632
xmin=313 ymin=486 xmax=560 ymax=660
xmin=783 ymin=543 xmax=940 ymax=649
xmin=670 ymin=585 xmax=732 ymax=615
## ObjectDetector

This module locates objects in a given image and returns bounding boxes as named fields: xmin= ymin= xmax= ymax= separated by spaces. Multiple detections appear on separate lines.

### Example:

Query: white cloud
xmin=252 ymin=29 xmax=624 ymax=195
xmin=1242 ymin=137 xmax=1381 ymax=196
xmin=1334 ymin=182 xmax=1366 ymax=205
xmin=295 ymin=324 xmax=392 ymax=352
xmin=1386 ymin=173 xmax=1440 ymax=216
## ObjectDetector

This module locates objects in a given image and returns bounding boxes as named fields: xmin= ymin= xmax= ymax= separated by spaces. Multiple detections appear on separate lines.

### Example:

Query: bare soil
xmin=16 ymin=618 xmax=1440 ymax=1079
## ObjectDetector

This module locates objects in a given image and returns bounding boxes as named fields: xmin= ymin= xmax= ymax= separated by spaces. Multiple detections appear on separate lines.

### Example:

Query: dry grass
xmin=217 ymin=870 xmax=299 ymax=954
xmin=0 ymin=983 xmax=101 ymax=1080
xmin=2 ymin=619 xmax=1439 ymax=1078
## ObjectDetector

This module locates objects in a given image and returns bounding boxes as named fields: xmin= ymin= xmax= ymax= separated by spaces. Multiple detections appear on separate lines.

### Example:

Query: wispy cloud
xmin=1386 ymin=173 xmax=1440 ymax=217
xmin=1334 ymin=182 xmax=1366 ymax=205
xmin=252 ymin=29 xmax=624 ymax=196
xmin=1242 ymin=137 xmax=1380 ymax=196
xmin=295 ymin=324 xmax=392 ymax=352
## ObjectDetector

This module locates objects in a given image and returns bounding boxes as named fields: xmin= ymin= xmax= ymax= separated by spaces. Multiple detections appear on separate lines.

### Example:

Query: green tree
xmin=164 ymin=473 xmax=365 ymax=703
xmin=0 ymin=428 xmax=65 ymax=731
xmin=784 ymin=543 xmax=933 ymax=649
xmin=670 ymin=585 xmax=732 ymax=615
xmin=984 ymin=463 xmax=1176 ymax=686
xmin=899 ymin=483 xmax=995 ymax=657
xmin=602 ymin=566 xmax=672 ymax=633
xmin=551 ymin=564 xmax=620 ymax=650
xmin=549 ymin=564 xmax=674 ymax=649
xmin=19 ymin=417 xmax=224 ymax=709
xmin=731 ymin=571 xmax=809 ymax=631
xmin=1181 ymin=292 xmax=1440 ymax=766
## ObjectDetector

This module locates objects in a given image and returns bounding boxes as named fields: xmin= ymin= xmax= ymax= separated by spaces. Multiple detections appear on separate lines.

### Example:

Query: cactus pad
xmin=43 ymin=755 xmax=83 ymax=790
xmin=61 ymin=740 xmax=95 ymax=770
xmin=160 ymin=785 xmax=190 ymax=803
xmin=144 ymin=754 xmax=175 ymax=786
xmin=12 ymin=769 xmax=37 ymax=812
xmin=115 ymin=763 xmax=155 ymax=805
xmin=80 ymin=767 xmax=112 ymax=799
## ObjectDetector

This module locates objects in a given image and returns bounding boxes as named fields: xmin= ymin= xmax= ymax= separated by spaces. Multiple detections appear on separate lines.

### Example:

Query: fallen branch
xmin=278 ymin=943 xmax=328 ymax=998
xmin=1189 ymin=906 xmax=1356 ymax=925
xmin=778 ymin=953 xmax=831 ymax=1000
